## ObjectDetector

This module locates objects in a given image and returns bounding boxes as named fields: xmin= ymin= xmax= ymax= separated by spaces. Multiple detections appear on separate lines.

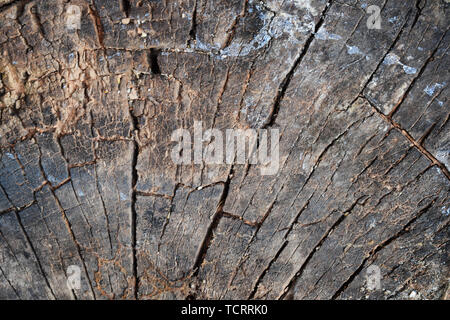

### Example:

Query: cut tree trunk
xmin=0 ymin=0 xmax=449 ymax=300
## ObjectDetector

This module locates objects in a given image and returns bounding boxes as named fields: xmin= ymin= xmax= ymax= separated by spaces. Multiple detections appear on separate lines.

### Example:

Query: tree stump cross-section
xmin=0 ymin=0 xmax=449 ymax=300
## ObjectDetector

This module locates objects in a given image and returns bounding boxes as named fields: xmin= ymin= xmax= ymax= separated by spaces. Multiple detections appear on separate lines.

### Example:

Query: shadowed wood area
xmin=0 ymin=0 xmax=449 ymax=300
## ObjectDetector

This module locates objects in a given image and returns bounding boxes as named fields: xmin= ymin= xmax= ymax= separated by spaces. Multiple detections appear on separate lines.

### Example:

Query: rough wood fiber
xmin=0 ymin=0 xmax=448 ymax=300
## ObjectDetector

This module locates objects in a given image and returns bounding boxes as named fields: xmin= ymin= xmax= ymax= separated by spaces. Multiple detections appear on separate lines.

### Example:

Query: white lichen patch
xmin=388 ymin=16 xmax=399 ymax=23
xmin=195 ymin=4 xmax=317 ymax=58
xmin=345 ymin=44 xmax=371 ymax=60
xmin=315 ymin=28 xmax=342 ymax=40
xmin=346 ymin=45 xmax=363 ymax=55
xmin=5 ymin=152 xmax=15 ymax=160
xmin=120 ymin=192 xmax=128 ymax=201
xmin=383 ymin=53 xmax=398 ymax=65
xmin=272 ymin=12 xmax=316 ymax=38
xmin=194 ymin=8 xmax=273 ymax=57
xmin=435 ymin=150 xmax=449 ymax=169
xmin=383 ymin=53 xmax=417 ymax=75
xmin=424 ymin=82 xmax=446 ymax=96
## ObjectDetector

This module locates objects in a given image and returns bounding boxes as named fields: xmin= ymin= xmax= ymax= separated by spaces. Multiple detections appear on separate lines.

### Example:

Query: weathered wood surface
xmin=0 ymin=0 xmax=449 ymax=299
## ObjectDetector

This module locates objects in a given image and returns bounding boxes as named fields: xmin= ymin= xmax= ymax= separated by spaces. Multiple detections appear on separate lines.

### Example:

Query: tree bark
xmin=0 ymin=0 xmax=449 ymax=300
